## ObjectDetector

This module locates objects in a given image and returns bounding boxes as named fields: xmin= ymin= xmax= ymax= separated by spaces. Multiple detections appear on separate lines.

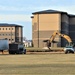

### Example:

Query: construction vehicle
xmin=0 ymin=39 xmax=26 ymax=54
xmin=44 ymin=31 xmax=75 ymax=54
xmin=9 ymin=43 xmax=26 ymax=54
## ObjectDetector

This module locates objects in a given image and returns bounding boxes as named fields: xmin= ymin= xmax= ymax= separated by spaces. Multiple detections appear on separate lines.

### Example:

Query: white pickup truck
xmin=64 ymin=46 xmax=75 ymax=54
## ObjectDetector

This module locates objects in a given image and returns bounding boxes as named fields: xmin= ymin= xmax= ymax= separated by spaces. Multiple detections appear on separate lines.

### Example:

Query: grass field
xmin=0 ymin=53 xmax=75 ymax=75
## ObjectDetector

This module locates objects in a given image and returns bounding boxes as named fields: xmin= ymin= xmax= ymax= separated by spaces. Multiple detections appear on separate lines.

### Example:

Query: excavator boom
xmin=47 ymin=31 xmax=73 ymax=48
xmin=56 ymin=32 xmax=72 ymax=43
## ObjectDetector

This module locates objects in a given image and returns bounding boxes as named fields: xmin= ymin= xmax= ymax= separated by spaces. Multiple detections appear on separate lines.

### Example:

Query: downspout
xmin=38 ymin=14 xmax=39 ymax=48
xmin=11 ymin=26 xmax=12 ymax=43
xmin=60 ymin=13 xmax=62 ymax=47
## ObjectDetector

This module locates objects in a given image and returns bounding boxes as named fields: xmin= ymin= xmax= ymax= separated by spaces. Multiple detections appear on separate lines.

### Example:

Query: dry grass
xmin=0 ymin=53 xmax=75 ymax=75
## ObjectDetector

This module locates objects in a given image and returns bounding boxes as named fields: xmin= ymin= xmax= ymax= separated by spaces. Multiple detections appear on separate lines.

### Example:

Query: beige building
xmin=0 ymin=23 xmax=23 ymax=43
xmin=31 ymin=9 xmax=75 ymax=48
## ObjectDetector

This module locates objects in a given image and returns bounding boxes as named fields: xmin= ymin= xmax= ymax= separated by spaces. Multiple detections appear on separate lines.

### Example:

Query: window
xmin=17 ymin=33 xmax=19 ymax=36
xmin=12 ymin=39 xmax=14 ymax=41
xmin=0 ymin=28 xmax=1 ymax=30
xmin=6 ymin=28 xmax=7 ymax=30
xmin=9 ymin=39 xmax=10 ymax=41
xmin=3 ymin=28 xmax=4 ymax=30
xmin=9 ymin=28 xmax=10 ymax=30
xmin=12 ymin=28 xmax=13 ymax=30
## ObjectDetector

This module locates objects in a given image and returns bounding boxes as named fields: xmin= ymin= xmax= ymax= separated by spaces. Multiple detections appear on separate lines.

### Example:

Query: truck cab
xmin=9 ymin=43 xmax=26 ymax=54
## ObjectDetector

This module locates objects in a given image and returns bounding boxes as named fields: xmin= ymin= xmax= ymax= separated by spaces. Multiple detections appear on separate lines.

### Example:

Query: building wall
xmin=61 ymin=14 xmax=69 ymax=47
xmin=32 ymin=13 xmax=61 ymax=48
xmin=32 ymin=14 xmax=39 ymax=47
xmin=0 ymin=26 xmax=23 ymax=43
xmin=15 ymin=27 xmax=23 ymax=43
xmin=18 ymin=27 xmax=23 ymax=42
xmin=69 ymin=17 xmax=75 ymax=44
xmin=0 ymin=26 xmax=15 ymax=43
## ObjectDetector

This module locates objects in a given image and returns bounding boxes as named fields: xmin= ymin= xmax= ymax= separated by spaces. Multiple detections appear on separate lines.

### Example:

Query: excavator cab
xmin=66 ymin=42 xmax=74 ymax=47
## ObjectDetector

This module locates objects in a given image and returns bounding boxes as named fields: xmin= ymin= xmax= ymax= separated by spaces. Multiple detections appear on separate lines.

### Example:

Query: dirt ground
xmin=0 ymin=50 xmax=64 ymax=55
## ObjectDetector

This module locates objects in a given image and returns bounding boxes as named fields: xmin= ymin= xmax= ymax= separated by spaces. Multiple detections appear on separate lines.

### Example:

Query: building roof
xmin=69 ymin=14 xmax=75 ymax=17
xmin=0 ymin=23 xmax=23 ymax=27
xmin=32 ymin=9 xmax=67 ymax=14
xmin=32 ymin=9 xmax=75 ymax=18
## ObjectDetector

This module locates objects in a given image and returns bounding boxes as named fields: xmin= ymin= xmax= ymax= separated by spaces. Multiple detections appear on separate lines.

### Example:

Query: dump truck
xmin=9 ymin=43 xmax=26 ymax=54
xmin=0 ymin=39 xmax=26 ymax=54
xmin=44 ymin=31 xmax=75 ymax=54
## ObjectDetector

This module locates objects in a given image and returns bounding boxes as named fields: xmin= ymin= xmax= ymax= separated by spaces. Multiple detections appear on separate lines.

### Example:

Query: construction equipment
xmin=9 ymin=43 xmax=26 ymax=54
xmin=44 ymin=31 xmax=75 ymax=54
xmin=0 ymin=39 xmax=26 ymax=54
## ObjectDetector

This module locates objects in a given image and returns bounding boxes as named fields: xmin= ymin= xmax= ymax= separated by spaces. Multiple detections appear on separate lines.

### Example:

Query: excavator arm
xmin=49 ymin=31 xmax=58 ymax=42
xmin=56 ymin=31 xmax=72 ymax=44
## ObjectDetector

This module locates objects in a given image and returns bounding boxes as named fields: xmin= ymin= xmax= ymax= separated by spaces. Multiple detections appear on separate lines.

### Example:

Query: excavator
xmin=44 ymin=31 xmax=75 ymax=54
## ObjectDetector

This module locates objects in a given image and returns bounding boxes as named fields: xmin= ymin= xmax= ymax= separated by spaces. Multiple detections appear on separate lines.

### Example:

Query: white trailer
xmin=0 ymin=39 xmax=9 ymax=53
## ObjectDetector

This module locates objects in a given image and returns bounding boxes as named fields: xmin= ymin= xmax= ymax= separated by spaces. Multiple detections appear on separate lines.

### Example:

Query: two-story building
xmin=0 ymin=23 xmax=23 ymax=43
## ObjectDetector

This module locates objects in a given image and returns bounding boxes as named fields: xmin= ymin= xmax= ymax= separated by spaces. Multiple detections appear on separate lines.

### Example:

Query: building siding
xmin=32 ymin=13 xmax=61 ymax=48
xmin=61 ymin=14 xmax=69 ymax=47
xmin=69 ymin=17 xmax=75 ymax=45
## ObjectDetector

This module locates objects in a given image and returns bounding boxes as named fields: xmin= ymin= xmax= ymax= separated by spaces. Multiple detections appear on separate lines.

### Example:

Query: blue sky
xmin=0 ymin=0 xmax=75 ymax=40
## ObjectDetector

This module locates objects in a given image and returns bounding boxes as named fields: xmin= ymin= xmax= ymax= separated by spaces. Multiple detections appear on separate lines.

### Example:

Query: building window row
xmin=0 ymin=28 xmax=13 ymax=30
xmin=3 ymin=38 xmax=14 ymax=41
xmin=9 ymin=39 xmax=14 ymax=41
xmin=0 ymin=34 xmax=14 ymax=36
